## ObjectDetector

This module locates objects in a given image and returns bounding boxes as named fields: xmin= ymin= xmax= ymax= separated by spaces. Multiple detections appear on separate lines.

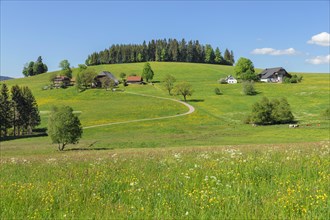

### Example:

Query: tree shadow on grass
xmin=0 ymin=129 xmax=47 ymax=142
xmin=65 ymin=141 xmax=114 ymax=151
xmin=66 ymin=147 xmax=114 ymax=151
xmin=187 ymin=99 xmax=205 ymax=102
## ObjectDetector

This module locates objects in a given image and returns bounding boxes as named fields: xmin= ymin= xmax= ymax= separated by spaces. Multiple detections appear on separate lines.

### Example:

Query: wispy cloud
xmin=251 ymin=48 xmax=297 ymax=56
xmin=307 ymin=32 xmax=330 ymax=46
xmin=305 ymin=55 xmax=330 ymax=65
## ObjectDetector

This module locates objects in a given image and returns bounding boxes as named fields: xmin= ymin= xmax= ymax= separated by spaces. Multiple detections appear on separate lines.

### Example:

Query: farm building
xmin=53 ymin=76 xmax=71 ymax=88
xmin=259 ymin=67 xmax=291 ymax=83
xmin=94 ymin=71 xmax=119 ymax=87
xmin=225 ymin=75 xmax=237 ymax=84
xmin=127 ymin=76 xmax=144 ymax=84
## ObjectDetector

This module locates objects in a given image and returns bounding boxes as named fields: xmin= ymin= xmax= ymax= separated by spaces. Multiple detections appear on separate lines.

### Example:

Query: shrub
xmin=247 ymin=97 xmax=294 ymax=125
xmin=284 ymin=75 xmax=303 ymax=83
xmin=219 ymin=78 xmax=228 ymax=84
xmin=214 ymin=88 xmax=222 ymax=95
xmin=242 ymin=81 xmax=257 ymax=95
xmin=322 ymin=108 xmax=330 ymax=120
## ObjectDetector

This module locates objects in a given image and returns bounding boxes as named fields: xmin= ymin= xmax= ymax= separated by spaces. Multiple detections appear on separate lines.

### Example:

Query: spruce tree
xmin=0 ymin=84 xmax=12 ymax=137
xmin=21 ymin=86 xmax=40 ymax=134
xmin=224 ymin=49 xmax=231 ymax=64
xmin=11 ymin=85 xmax=24 ymax=136
xmin=214 ymin=47 xmax=223 ymax=64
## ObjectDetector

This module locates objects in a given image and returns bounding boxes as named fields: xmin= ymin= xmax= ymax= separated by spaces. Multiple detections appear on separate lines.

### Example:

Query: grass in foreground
xmin=1 ymin=142 xmax=329 ymax=219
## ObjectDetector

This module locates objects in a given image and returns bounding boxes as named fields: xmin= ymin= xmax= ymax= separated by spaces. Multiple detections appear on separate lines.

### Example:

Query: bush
xmin=241 ymin=70 xmax=259 ymax=82
xmin=322 ymin=108 xmax=330 ymax=120
xmin=214 ymin=88 xmax=222 ymax=95
xmin=247 ymin=97 xmax=294 ymax=125
xmin=242 ymin=81 xmax=257 ymax=95
xmin=284 ymin=75 xmax=303 ymax=83
xmin=219 ymin=78 xmax=228 ymax=84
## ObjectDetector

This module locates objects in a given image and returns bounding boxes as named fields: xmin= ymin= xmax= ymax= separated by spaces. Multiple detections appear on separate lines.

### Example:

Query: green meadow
xmin=1 ymin=62 xmax=329 ymax=218
xmin=1 ymin=62 xmax=329 ymax=155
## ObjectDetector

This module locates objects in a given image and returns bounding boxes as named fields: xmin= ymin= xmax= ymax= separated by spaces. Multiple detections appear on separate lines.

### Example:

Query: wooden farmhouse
xmin=259 ymin=67 xmax=291 ymax=83
xmin=53 ymin=76 xmax=71 ymax=88
xmin=126 ymin=76 xmax=144 ymax=84
xmin=94 ymin=71 xmax=119 ymax=87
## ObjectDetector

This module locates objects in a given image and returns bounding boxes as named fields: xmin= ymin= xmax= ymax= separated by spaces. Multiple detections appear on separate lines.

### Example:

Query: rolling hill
xmin=2 ymin=62 xmax=329 ymax=155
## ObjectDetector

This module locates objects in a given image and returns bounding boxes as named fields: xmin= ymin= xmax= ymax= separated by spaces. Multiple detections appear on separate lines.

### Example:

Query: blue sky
xmin=1 ymin=1 xmax=329 ymax=78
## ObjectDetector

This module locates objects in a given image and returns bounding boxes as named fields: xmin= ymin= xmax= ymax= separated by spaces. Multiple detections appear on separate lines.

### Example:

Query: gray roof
xmin=97 ymin=71 xmax=119 ymax=84
xmin=225 ymin=75 xmax=236 ymax=80
xmin=259 ymin=67 xmax=289 ymax=79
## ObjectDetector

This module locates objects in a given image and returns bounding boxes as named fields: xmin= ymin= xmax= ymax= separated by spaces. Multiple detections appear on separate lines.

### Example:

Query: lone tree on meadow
xmin=174 ymin=82 xmax=193 ymax=102
xmin=142 ymin=62 xmax=154 ymax=82
xmin=48 ymin=106 xmax=83 ymax=151
xmin=163 ymin=74 xmax=176 ymax=95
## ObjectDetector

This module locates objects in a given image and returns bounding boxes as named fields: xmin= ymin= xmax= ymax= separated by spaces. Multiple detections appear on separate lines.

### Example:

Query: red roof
xmin=127 ymin=76 xmax=142 ymax=82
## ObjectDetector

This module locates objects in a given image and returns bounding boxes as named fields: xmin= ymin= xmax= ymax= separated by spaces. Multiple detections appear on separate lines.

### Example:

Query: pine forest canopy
xmin=85 ymin=39 xmax=235 ymax=66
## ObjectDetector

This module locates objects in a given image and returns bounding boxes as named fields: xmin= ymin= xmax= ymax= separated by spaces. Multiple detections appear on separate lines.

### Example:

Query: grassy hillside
xmin=1 ymin=62 xmax=329 ymax=219
xmin=2 ymin=62 xmax=329 ymax=156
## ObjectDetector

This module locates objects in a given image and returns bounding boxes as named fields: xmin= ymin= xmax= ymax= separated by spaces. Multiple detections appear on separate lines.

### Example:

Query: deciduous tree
xmin=76 ymin=69 xmax=97 ymax=91
xmin=48 ymin=106 xmax=83 ymax=151
xmin=234 ymin=57 xmax=255 ymax=79
xmin=142 ymin=62 xmax=154 ymax=82
xmin=163 ymin=74 xmax=176 ymax=95
xmin=174 ymin=82 xmax=193 ymax=102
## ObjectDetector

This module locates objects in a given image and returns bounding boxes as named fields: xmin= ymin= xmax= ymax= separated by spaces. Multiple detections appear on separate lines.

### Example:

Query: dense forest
xmin=85 ymin=39 xmax=235 ymax=66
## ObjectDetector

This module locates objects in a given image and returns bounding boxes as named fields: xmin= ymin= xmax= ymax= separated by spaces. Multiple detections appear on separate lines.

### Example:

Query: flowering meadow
xmin=1 ymin=142 xmax=329 ymax=219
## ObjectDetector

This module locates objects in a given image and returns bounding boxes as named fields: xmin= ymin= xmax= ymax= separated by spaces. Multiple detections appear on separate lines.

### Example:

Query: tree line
xmin=0 ymin=83 xmax=40 ymax=137
xmin=85 ymin=39 xmax=235 ymax=66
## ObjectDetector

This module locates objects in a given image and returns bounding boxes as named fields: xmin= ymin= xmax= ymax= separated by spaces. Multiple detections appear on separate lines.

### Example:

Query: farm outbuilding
xmin=126 ymin=76 xmax=143 ymax=84
xmin=53 ymin=76 xmax=71 ymax=88
xmin=95 ymin=71 xmax=119 ymax=87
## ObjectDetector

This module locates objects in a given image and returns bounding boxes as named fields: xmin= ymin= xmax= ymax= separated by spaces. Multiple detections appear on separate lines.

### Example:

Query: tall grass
xmin=1 ymin=142 xmax=329 ymax=219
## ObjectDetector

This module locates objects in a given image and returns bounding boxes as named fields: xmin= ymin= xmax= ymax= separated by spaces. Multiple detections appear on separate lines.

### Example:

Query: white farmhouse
xmin=225 ymin=75 xmax=237 ymax=84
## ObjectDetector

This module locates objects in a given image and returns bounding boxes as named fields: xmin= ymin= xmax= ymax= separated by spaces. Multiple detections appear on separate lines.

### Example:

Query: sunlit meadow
xmin=1 ymin=142 xmax=329 ymax=219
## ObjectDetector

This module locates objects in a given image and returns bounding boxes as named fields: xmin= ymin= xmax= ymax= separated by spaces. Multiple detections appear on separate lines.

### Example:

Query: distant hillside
xmin=3 ymin=62 xmax=329 ymax=147
xmin=0 ymin=76 xmax=14 ymax=81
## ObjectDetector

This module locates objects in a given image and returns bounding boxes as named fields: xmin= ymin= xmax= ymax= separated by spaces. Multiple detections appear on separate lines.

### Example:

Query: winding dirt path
xmin=83 ymin=92 xmax=195 ymax=129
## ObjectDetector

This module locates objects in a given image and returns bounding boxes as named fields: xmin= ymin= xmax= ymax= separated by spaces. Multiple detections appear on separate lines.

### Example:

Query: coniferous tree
xmin=179 ymin=39 xmax=187 ymax=62
xmin=21 ymin=86 xmax=40 ymax=134
xmin=230 ymin=50 xmax=235 ymax=64
xmin=0 ymin=84 xmax=12 ymax=137
xmin=224 ymin=49 xmax=231 ymax=64
xmin=214 ymin=47 xmax=223 ymax=64
xmin=205 ymin=44 xmax=215 ymax=63
xmin=11 ymin=85 xmax=24 ymax=136
xmin=84 ymin=38 xmax=234 ymax=66
xmin=186 ymin=40 xmax=194 ymax=62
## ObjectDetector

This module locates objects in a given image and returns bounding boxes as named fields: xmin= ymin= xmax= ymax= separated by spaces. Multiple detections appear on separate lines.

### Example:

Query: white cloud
xmin=307 ymin=32 xmax=330 ymax=46
xmin=251 ymin=47 xmax=297 ymax=56
xmin=305 ymin=55 xmax=330 ymax=65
